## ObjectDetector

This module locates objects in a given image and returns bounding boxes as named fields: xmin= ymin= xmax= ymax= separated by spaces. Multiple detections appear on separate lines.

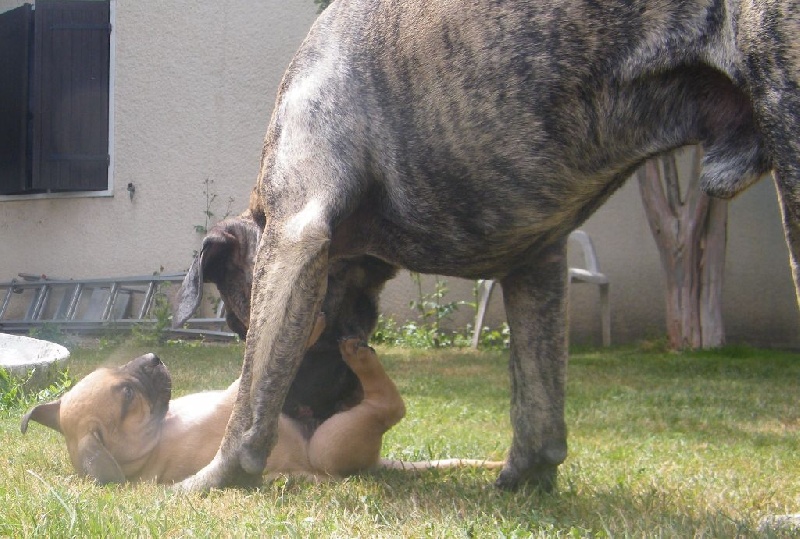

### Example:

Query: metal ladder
xmin=0 ymin=273 xmax=234 ymax=339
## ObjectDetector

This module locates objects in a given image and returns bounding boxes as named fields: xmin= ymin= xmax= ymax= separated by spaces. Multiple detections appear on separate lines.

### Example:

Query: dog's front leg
xmin=496 ymin=241 xmax=569 ymax=492
xmin=175 ymin=211 xmax=331 ymax=492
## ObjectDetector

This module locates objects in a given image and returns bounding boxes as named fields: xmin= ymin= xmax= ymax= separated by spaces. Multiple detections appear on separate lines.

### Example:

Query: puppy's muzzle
xmin=122 ymin=353 xmax=172 ymax=418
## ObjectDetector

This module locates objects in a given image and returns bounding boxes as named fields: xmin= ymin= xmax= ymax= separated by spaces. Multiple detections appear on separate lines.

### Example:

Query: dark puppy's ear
xmin=21 ymin=400 xmax=62 ymax=434
xmin=173 ymin=244 xmax=207 ymax=329
xmin=172 ymin=221 xmax=239 ymax=328
xmin=77 ymin=432 xmax=126 ymax=484
xmin=172 ymin=218 xmax=259 ymax=329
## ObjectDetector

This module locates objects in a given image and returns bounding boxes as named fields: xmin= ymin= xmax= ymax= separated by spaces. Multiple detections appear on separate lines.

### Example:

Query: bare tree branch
xmin=637 ymin=160 xmax=672 ymax=243
xmin=688 ymin=145 xmax=703 ymax=192
xmin=700 ymin=198 xmax=728 ymax=348
xmin=663 ymin=152 xmax=682 ymax=215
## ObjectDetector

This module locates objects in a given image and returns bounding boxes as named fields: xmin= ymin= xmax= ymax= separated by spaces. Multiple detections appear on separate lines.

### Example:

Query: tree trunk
xmin=637 ymin=147 xmax=728 ymax=350
xmin=700 ymin=197 xmax=727 ymax=348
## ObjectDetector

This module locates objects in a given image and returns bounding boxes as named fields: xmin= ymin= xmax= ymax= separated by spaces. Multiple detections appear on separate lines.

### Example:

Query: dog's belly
xmin=365 ymin=214 xmax=570 ymax=279
xmin=316 ymin=2 xmax=667 ymax=277
xmin=333 ymin=168 xmax=621 ymax=279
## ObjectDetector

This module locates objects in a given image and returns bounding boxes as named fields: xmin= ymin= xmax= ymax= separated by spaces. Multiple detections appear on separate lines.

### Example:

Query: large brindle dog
xmin=174 ymin=0 xmax=800 ymax=492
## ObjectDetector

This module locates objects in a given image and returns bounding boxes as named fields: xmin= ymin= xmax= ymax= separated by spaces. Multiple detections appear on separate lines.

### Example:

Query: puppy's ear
xmin=21 ymin=400 xmax=62 ymax=434
xmin=172 ymin=217 xmax=260 ymax=329
xmin=77 ymin=432 xmax=126 ymax=484
xmin=173 ymin=246 xmax=206 ymax=328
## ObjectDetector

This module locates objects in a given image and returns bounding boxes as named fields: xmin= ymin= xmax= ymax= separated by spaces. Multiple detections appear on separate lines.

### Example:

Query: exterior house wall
xmin=1 ymin=1 xmax=797 ymax=347
xmin=0 ymin=0 xmax=318 ymax=281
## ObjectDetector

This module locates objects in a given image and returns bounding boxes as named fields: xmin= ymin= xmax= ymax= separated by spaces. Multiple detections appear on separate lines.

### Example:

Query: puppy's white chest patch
xmin=169 ymin=391 xmax=226 ymax=426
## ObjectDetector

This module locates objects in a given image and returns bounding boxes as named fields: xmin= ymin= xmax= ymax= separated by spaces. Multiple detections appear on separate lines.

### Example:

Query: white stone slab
xmin=0 ymin=333 xmax=70 ymax=390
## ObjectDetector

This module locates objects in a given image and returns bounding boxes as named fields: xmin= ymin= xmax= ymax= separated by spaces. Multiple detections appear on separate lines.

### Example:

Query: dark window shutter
xmin=0 ymin=4 xmax=33 ymax=195
xmin=32 ymin=0 xmax=110 ymax=192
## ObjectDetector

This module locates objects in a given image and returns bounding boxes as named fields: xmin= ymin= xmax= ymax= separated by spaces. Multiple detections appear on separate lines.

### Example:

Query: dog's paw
xmin=172 ymin=455 xmax=262 ymax=493
xmin=240 ymin=429 xmax=272 ymax=476
xmin=494 ymin=463 xmax=558 ymax=493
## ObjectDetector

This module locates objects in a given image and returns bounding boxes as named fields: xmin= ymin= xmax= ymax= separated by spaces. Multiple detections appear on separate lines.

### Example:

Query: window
xmin=0 ymin=0 xmax=111 ymax=196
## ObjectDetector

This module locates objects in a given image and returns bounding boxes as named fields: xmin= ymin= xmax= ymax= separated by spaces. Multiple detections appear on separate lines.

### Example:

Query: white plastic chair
xmin=471 ymin=230 xmax=611 ymax=347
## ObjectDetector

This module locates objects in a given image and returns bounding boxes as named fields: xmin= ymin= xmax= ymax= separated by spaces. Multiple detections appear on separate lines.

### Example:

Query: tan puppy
xmin=21 ymin=321 xmax=501 ymax=484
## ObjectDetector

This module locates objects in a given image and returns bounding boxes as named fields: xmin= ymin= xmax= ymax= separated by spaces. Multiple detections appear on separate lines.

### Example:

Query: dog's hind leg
xmin=737 ymin=2 xmax=800 ymax=311
xmin=495 ymin=240 xmax=569 ymax=492
xmin=772 ymin=166 xmax=800 ymax=310
xmin=763 ymin=108 xmax=800 ymax=312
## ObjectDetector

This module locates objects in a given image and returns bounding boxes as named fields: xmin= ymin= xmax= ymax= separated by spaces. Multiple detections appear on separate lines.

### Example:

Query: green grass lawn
xmin=1 ymin=339 xmax=798 ymax=537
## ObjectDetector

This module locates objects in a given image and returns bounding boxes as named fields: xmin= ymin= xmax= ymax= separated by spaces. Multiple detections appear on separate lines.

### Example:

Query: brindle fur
xmin=176 ymin=0 xmax=800 ymax=492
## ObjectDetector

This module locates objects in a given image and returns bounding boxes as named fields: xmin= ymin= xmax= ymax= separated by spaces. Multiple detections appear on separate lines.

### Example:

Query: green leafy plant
xmin=97 ymin=332 xmax=125 ymax=350
xmin=472 ymin=322 xmax=511 ymax=349
xmin=463 ymin=279 xmax=511 ymax=350
xmin=0 ymin=367 xmax=27 ymax=410
xmin=28 ymin=323 xmax=73 ymax=348
xmin=33 ymin=369 xmax=73 ymax=405
xmin=194 ymin=178 xmax=218 ymax=235
xmin=371 ymin=276 xmax=510 ymax=349
xmin=408 ymin=273 xmax=465 ymax=348
xmin=133 ymin=275 xmax=173 ymax=344
xmin=372 ymin=315 xmax=509 ymax=349
xmin=1 ymin=367 xmax=72 ymax=412
xmin=149 ymin=288 xmax=173 ymax=343
xmin=194 ymin=178 xmax=235 ymax=236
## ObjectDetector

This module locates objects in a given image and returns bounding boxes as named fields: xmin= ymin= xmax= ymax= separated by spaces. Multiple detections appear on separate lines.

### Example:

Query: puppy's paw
xmin=338 ymin=337 xmax=375 ymax=371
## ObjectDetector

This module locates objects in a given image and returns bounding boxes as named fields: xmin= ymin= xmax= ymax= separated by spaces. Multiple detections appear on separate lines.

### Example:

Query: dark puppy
xmin=177 ymin=0 xmax=800 ymax=492
xmin=173 ymin=208 xmax=396 ymax=424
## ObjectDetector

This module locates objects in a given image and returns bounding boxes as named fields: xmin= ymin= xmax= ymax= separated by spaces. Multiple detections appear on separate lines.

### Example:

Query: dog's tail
xmin=377 ymin=458 xmax=504 ymax=471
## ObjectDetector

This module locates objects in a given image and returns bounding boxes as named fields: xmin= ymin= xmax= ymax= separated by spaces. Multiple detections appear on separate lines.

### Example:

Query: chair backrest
xmin=568 ymin=230 xmax=601 ymax=274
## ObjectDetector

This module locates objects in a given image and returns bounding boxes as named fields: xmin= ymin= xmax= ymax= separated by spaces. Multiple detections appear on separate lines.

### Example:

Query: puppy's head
xmin=21 ymin=353 xmax=172 ymax=484
xmin=172 ymin=215 xmax=261 ymax=339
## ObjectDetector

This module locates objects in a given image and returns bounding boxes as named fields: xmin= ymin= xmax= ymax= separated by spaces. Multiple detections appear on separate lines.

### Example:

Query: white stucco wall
xmin=1 ymin=1 xmax=797 ymax=347
xmin=0 ymin=0 xmax=318 ymax=277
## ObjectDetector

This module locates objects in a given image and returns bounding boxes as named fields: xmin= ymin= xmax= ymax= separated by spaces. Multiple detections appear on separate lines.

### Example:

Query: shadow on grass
xmin=247 ymin=466 xmax=762 ymax=537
